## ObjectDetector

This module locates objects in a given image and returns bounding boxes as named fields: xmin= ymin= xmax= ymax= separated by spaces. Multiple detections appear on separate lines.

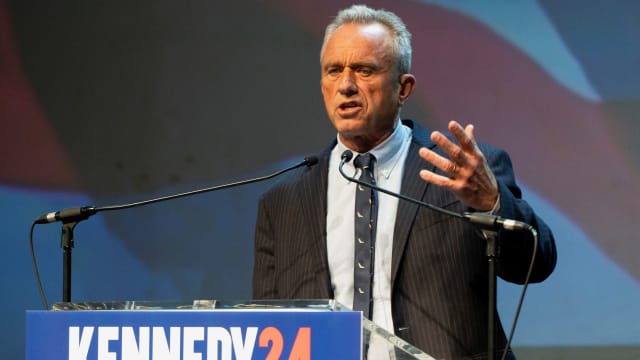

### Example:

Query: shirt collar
xmin=336 ymin=121 xmax=411 ymax=180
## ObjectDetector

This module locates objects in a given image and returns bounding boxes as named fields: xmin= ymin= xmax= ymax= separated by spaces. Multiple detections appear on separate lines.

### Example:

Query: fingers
xmin=420 ymin=121 xmax=480 ymax=190
xmin=418 ymin=146 xmax=459 ymax=179
xmin=430 ymin=121 xmax=483 ymax=166
xmin=419 ymin=121 xmax=499 ymax=211
xmin=447 ymin=120 xmax=478 ymax=154
xmin=419 ymin=168 xmax=450 ymax=188
xmin=430 ymin=130 xmax=464 ymax=167
xmin=448 ymin=162 xmax=459 ymax=176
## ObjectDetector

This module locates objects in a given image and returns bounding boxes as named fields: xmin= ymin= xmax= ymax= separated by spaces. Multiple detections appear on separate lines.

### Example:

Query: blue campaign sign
xmin=26 ymin=310 xmax=362 ymax=360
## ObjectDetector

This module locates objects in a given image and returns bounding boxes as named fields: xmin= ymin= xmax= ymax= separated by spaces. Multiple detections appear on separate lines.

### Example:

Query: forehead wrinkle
xmin=322 ymin=39 xmax=393 ymax=73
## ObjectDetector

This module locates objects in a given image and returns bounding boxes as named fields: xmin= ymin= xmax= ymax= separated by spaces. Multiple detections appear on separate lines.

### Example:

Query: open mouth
xmin=339 ymin=101 xmax=361 ymax=110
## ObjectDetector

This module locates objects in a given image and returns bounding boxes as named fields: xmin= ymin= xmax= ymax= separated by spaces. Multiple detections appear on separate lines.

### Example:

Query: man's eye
xmin=326 ymin=67 xmax=341 ymax=76
xmin=358 ymin=68 xmax=373 ymax=76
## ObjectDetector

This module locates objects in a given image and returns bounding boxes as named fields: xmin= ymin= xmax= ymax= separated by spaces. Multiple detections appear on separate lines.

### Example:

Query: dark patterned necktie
xmin=352 ymin=153 xmax=378 ymax=319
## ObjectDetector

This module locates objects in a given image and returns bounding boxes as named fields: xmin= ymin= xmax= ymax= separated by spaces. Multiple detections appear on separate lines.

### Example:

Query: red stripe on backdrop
xmin=0 ymin=5 xmax=79 ymax=191
xmin=268 ymin=0 xmax=640 ymax=280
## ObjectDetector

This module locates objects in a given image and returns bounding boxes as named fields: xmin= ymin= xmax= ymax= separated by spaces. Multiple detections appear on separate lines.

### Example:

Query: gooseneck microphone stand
xmin=33 ymin=156 xmax=318 ymax=304
xmin=61 ymin=221 xmax=78 ymax=303
xmin=484 ymin=229 xmax=498 ymax=360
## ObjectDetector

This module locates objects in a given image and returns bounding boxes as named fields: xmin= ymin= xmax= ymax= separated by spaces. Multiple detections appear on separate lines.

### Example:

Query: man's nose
xmin=338 ymin=71 xmax=357 ymax=96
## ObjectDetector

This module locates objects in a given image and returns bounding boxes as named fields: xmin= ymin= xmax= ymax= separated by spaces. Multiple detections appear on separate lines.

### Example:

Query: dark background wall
xmin=2 ymin=0 xmax=639 ymax=358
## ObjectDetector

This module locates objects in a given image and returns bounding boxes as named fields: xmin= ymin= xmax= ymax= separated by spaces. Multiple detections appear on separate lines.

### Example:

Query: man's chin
xmin=335 ymin=126 xmax=366 ymax=140
xmin=332 ymin=117 xmax=365 ymax=132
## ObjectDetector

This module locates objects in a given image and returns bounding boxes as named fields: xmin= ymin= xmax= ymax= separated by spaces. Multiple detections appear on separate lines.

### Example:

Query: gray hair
xmin=321 ymin=5 xmax=412 ymax=75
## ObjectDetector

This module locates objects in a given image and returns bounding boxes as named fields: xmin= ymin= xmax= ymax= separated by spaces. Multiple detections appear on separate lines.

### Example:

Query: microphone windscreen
xmin=341 ymin=150 xmax=354 ymax=162
xmin=304 ymin=156 xmax=319 ymax=167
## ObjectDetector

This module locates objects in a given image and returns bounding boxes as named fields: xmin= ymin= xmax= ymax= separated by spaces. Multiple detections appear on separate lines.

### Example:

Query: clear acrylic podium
xmin=27 ymin=299 xmax=435 ymax=360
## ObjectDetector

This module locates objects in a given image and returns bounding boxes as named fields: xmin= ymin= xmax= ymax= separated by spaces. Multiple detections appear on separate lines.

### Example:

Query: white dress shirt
xmin=326 ymin=122 xmax=412 ymax=334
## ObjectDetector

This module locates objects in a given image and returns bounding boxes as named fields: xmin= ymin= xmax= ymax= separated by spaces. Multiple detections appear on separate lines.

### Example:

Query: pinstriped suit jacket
xmin=252 ymin=119 xmax=556 ymax=360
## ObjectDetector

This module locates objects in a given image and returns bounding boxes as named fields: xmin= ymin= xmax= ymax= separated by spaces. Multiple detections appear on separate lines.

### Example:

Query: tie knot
xmin=354 ymin=153 xmax=375 ymax=171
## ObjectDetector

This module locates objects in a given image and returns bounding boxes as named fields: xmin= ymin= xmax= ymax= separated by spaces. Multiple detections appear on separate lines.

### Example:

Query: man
xmin=253 ymin=5 xmax=556 ymax=359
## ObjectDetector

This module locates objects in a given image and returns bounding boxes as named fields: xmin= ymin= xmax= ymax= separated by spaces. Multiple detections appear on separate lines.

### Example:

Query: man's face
xmin=320 ymin=23 xmax=404 ymax=152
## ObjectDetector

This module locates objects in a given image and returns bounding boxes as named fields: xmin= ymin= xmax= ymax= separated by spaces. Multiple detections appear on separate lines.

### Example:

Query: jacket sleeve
xmin=252 ymin=196 xmax=278 ymax=299
xmin=484 ymin=145 xmax=557 ymax=284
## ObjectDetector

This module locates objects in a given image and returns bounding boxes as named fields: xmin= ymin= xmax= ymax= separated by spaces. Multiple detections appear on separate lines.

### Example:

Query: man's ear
xmin=397 ymin=74 xmax=416 ymax=105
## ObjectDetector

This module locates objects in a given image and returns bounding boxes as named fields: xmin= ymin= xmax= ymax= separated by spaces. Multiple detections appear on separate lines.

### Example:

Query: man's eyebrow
xmin=322 ymin=61 xmax=381 ymax=71
xmin=322 ymin=62 xmax=343 ymax=69
xmin=349 ymin=62 xmax=380 ymax=70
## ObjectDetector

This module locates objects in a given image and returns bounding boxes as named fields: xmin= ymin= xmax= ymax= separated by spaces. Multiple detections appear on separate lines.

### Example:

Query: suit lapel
xmin=391 ymin=120 xmax=437 ymax=285
xmin=298 ymin=145 xmax=333 ymax=296
xmin=293 ymin=124 xmax=437 ymax=292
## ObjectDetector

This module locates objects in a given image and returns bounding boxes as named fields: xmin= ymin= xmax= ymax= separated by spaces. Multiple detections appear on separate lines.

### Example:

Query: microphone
xmin=35 ymin=206 xmax=97 ymax=225
xmin=339 ymin=150 xmax=532 ymax=232
xmin=35 ymin=156 xmax=319 ymax=224
xmin=463 ymin=212 xmax=533 ymax=232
